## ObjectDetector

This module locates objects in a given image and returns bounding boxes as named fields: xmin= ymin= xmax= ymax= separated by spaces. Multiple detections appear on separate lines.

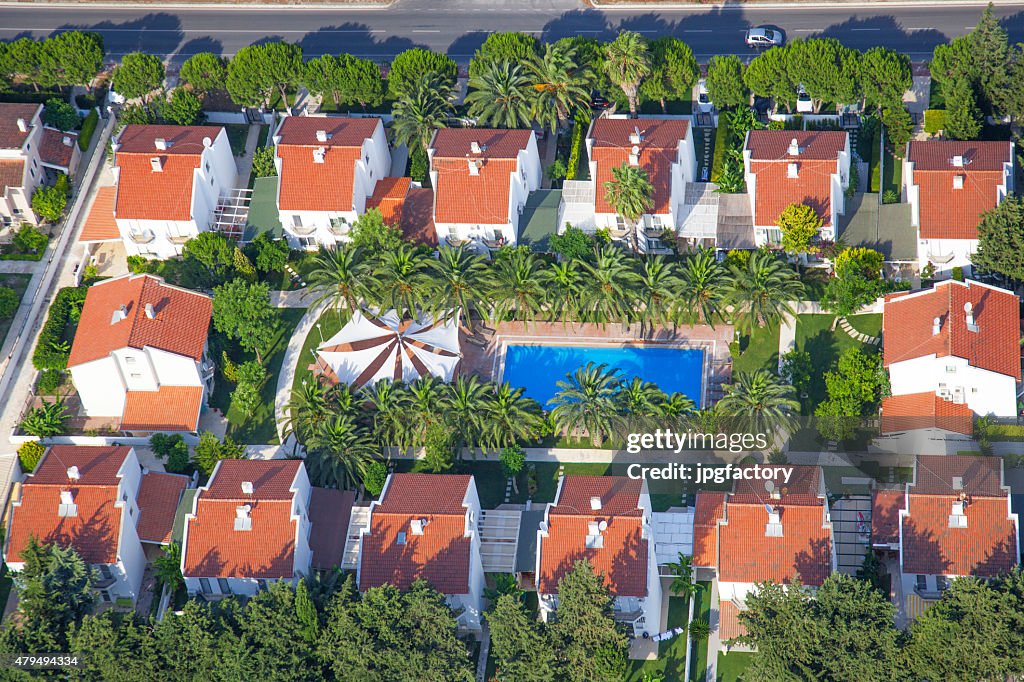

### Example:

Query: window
xmin=97 ymin=565 xmax=114 ymax=581
xmin=257 ymin=579 xmax=269 ymax=592
xmin=205 ymin=162 xmax=210 ymax=173
xmin=916 ymin=575 xmax=927 ymax=591
xmin=125 ymin=357 xmax=136 ymax=365
xmin=217 ymin=578 xmax=231 ymax=594
xmin=199 ymin=578 xmax=212 ymax=594
xmin=99 ymin=590 xmax=111 ymax=602
xmin=292 ymin=215 xmax=302 ymax=228
xmin=946 ymin=366 xmax=956 ymax=373
xmin=615 ymin=216 xmax=627 ymax=230
xmin=29 ymin=168 xmax=35 ymax=179
xmin=937 ymin=576 xmax=949 ymax=592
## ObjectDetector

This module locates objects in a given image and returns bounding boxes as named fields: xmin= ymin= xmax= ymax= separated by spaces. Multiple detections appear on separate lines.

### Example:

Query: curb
xmin=591 ymin=0 xmax=1024 ymax=9
xmin=0 ymin=0 xmax=393 ymax=8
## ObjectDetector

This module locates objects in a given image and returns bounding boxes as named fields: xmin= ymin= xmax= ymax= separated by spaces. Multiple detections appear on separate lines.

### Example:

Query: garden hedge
xmin=32 ymin=286 xmax=87 ymax=371
xmin=78 ymin=109 xmax=99 ymax=151
xmin=923 ymin=109 xmax=946 ymax=135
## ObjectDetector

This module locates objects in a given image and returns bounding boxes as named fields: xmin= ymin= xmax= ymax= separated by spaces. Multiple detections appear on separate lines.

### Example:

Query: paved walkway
xmin=0 ymin=261 xmax=39 ymax=274
xmin=273 ymin=299 xmax=328 ymax=442
xmin=837 ymin=316 xmax=881 ymax=345
xmin=270 ymin=288 xmax=316 ymax=308
xmin=234 ymin=123 xmax=263 ymax=187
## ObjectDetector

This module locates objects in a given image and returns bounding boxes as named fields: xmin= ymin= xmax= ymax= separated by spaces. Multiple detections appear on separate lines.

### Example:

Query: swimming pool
xmin=501 ymin=344 xmax=705 ymax=408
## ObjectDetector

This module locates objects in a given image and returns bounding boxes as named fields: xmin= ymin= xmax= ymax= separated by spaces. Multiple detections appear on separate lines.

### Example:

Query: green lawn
xmin=0 ymin=273 xmax=32 ymax=347
xmin=881 ymin=146 xmax=902 ymax=201
xmin=799 ymin=267 xmax=829 ymax=301
xmin=224 ymin=124 xmax=250 ymax=156
xmin=291 ymin=308 xmax=345 ymax=397
xmin=625 ymin=596 xmax=691 ymax=682
xmin=794 ymin=313 xmax=880 ymax=409
xmin=717 ymin=651 xmax=754 ymax=681
xmin=211 ymin=307 xmax=305 ymax=444
xmin=689 ymin=581 xmax=713 ymax=682
xmin=731 ymin=321 xmax=781 ymax=376
xmin=845 ymin=313 xmax=882 ymax=337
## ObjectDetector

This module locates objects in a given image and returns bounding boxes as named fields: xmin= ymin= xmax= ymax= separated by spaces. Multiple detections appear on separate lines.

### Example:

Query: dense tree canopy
xmin=388 ymin=48 xmax=458 ymax=99
xmin=113 ymin=52 xmax=165 ymax=102
xmin=227 ymin=42 xmax=304 ymax=109
xmin=469 ymin=32 xmax=540 ymax=80
xmin=705 ymin=55 xmax=748 ymax=110
xmin=639 ymin=36 xmax=698 ymax=113
xmin=974 ymin=196 xmax=1024 ymax=281
xmin=179 ymin=52 xmax=228 ymax=94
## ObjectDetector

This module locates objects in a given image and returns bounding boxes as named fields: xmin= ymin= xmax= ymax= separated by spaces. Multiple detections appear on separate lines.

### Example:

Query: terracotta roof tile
xmin=399 ymin=187 xmax=438 ymax=247
xmin=537 ymin=476 xmax=648 ymax=597
xmin=907 ymin=140 xmax=1012 ymax=171
xmin=376 ymin=473 xmax=470 ymax=514
xmin=308 ymin=488 xmax=354 ymax=571
xmin=78 ymin=186 xmax=121 ymax=242
xmin=204 ymin=460 xmax=302 ymax=500
xmin=68 ymin=274 xmax=213 ymax=368
xmin=30 ymin=445 xmax=131 ymax=485
xmin=39 ymin=127 xmax=77 ymax=169
xmin=430 ymin=128 xmax=531 ymax=225
xmin=366 ymin=176 xmax=411 ymax=225
xmin=871 ymin=490 xmax=905 ymax=546
xmin=0 ymin=103 xmax=38 ymax=149
xmin=0 ymin=160 xmax=25 ymax=193
xmin=692 ymin=491 xmax=726 ymax=568
xmin=121 ymin=386 xmax=204 ymax=432
xmin=136 ymin=472 xmax=188 ymax=544
xmin=116 ymin=124 xmax=223 ymax=155
xmin=358 ymin=512 xmax=471 ymax=593
xmin=590 ymin=118 xmax=689 ymax=215
xmin=880 ymin=393 xmax=974 ymax=435
xmin=902 ymin=496 xmax=1017 ymax=576
xmin=276 ymin=116 xmax=381 ymax=212
xmin=718 ymin=601 xmax=748 ymax=643
xmin=729 ymin=465 xmax=822 ymax=506
xmin=912 ymin=455 xmax=1005 ymax=497
xmin=746 ymin=130 xmax=848 ymax=161
xmin=882 ymin=280 xmax=1021 ymax=380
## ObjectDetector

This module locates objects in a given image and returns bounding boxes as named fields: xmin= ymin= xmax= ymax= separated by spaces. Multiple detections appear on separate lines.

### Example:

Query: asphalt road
xmin=1 ymin=0 xmax=1024 ymax=63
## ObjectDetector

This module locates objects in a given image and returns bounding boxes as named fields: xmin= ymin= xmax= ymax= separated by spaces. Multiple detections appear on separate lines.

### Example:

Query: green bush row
xmin=79 ymin=109 xmax=99 ymax=152
xmin=923 ymin=109 xmax=947 ymax=135
xmin=710 ymin=121 xmax=732 ymax=183
xmin=32 ymin=286 xmax=87 ymax=371
xmin=565 ymin=111 xmax=589 ymax=181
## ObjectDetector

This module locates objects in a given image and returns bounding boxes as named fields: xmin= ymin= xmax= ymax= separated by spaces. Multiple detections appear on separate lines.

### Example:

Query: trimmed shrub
xmin=0 ymin=286 xmax=18 ymax=319
xmin=17 ymin=441 xmax=45 ymax=474
xmin=710 ymin=122 xmax=732 ymax=183
xmin=951 ymin=266 xmax=964 ymax=282
xmin=32 ymin=286 xmax=88 ymax=371
xmin=565 ymin=110 xmax=589 ymax=181
xmin=364 ymin=461 xmax=388 ymax=497
xmin=78 ymin=109 xmax=99 ymax=152
xmin=35 ymin=369 xmax=63 ymax=394
xmin=126 ymin=255 xmax=148 ymax=273
xmin=923 ymin=109 xmax=946 ymax=135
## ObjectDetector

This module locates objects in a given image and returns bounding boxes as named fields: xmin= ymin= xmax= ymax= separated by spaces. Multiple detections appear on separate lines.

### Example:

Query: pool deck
xmin=460 ymin=320 xmax=735 ymax=405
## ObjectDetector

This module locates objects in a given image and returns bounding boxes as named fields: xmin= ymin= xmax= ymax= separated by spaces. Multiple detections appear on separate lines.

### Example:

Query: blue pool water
xmin=502 ymin=344 xmax=704 ymax=408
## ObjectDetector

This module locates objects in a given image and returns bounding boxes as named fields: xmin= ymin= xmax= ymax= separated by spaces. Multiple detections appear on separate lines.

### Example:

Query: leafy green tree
xmin=178 ymin=52 xmax=228 ymax=94
xmin=943 ymin=76 xmax=983 ymax=140
xmin=251 ymin=233 xmax=289 ymax=273
xmin=40 ymin=31 xmax=104 ymax=88
xmin=227 ymin=42 xmax=303 ymax=109
xmin=822 ymin=247 xmax=886 ymax=316
xmin=718 ymin=369 xmax=799 ymax=436
xmin=549 ymin=560 xmax=628 ymax=682
xmin=153 ymin=542 xmax=184 ymax=594
xmin=2 ymin=38 xmax=43 ymax=91
xmin=499 ymin=444 xmax=526 ymax=494
xmin=230 ymin=360 xmax=267 ymax=417
xmin=116 ymin=102 xmax=156 ymax=130
xmin=42 ymin=97 xmax=80 ymax=131
xmin=815 ymin=347 xmax=886 ymax=441
xmin=238 ymin=581 xmax=318 ymax=681
xmin=31 ymin=181 xmax=68 ymax=223
xmin=304 ymin=55 xmax=345 ymax=106
xmin=251 ymin=146 xmax=277 ymax=178
xmin=212 ymin=279 xmax=279 ymax=363
xmin=487 ymin=594 xmax=556 ymax=682
xmin=705 ymin=55 xmax=748 ymax=110
xmin=69 ymin=611 xmax=157 ymax=681
xmin=295 ymin=579 xmax=319 ymax=643
xmin=392 ymin=74 xmax=455 ymax=152
xmin=337 ymin=54 xmax=384 ymax=109
xmin=283 ymin=381 xmax=334 ymax=447
xmin=159 ymin=87 xmax=204 ymax=126
xmin=528 ymin=42 xmax=592 ymax=133
xmin=13 ymin=539 xmax=95 ymax=650
xmin=150 ymin=433 xmax=190 ymax=474
xmin=604 ymin=31 xmax=651 ymax=116
xmin=193 ymin=431 xmax=245 ymax=476
xmin=639 ymin=37 xmax=698 ymax=113
xmin=636 ymin=256 xmax=681 ymax=335
xmin=19 ymin=397 xmax=69 ymax=437
xmin=602 ymin=163 xmax=653 ymax=254
xmin=306 ymin=413 xmax=376 ymax=489
xmin=549 ymin=225 xmax=593 ymax=261
xmin=465 ymin=60 xmax=533 ymax=129
xmin=388 ymin=48 xmax=457 ymax=98
xmin=541 ymin=259 xmax=581 ymax=324
xmin=17 ymin=441 xmax=44 ymax=474
xmin=149 ymin=600 xmax=221 ymax=678
xmin=790 ymin=38 xmax=862 ymax=110
xmin=744 ymin=46 xmax=795 ymax=112
xmin=860 ymin=47 xmax=912 ymax=112
xmin=666 ymin=553 xmax=696 ymax=599
xmin=777 ymin=203 xmax=823 ymax=254
xmin=183 ymin=231 xmax=236 ymax=282
xmin=881 ymin=104 xmax=913 ymax=155
xmin=469 ymin=32 xmax=539 ymax=80
xmin=967 ymin=3 xmax=1012 ymax=115
xmin=679 ymin=247 xmax=725 ymax=326
xmin=483 ymin=382 xmax=545 ymax=450
xmin=974 ymin=196 xmax=1024 ymax=280
xmin=550 ymin=362 xmax=622 ymax=445
xmin=113 ymin=52 xmax=165 ymax=103
xmin=579 ymin=245 xmax=640 ymax=325
xmin=725 ymin=250 xmax=803 ymax=334
xmin=363 ymin=460 xmax=388 ymax=497
xmin=782 ymin=348 xmax=814 ymax=399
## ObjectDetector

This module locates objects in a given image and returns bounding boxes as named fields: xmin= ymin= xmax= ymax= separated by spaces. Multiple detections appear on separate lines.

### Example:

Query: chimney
xmin=313 ymin=147 xmax=326 ymax=164
xmin=629 ymin=127 xmax=642 ymax=145
xmin=67 ymin=466 xmax=80 ymax=481
xmin=964 ymin=302 xmax=978 ymax=332
xmin=16 ymin=118 xmax=28 ymax=133
xmin=589 ymin=496 xmax=602 ymax=511
xmin=144 ymin=303 xmax=155 ymax=320
xmin=765 ymin=504 xmax=783 ymax=537
xmin=953 ymin=175 xmax=964 ymax=190
xmin=241 ymin=481 xmax=254 ymax=495
xmin=952 ymin=476 xmax=964 ymax=491
xmin=948 ymin=501 xmax=967 ymax=528
xmin=951 ymin=155 xmax=965 ymax=167
xmin=788 ymin=138 xmax=800 ymax=156
xmin=787 ymin=162 xmax=799 ymax=178
xmin=110 ymin=305 xmax=128 ymax=324
xmin=468 ymin=158 xmax=481 ymax=176
xmin=932 ymin=316 xmax=941 ymax=336
xmin=585 ymin=520 xmax=607 ymax=548
xmin=58 ymin=490 xmax=77 ymax=518
xmin=470 ymin=140 xmax=482 ymax=154
xmin=410 ymin=517 xmax=429 ymax=535
xmin=234 ymin=504 xmax=253 ymax=531
xmin=62 ymin=136 xmax=72 ymax=147
xmin=150 ymin=157 xmax=163 ymax=172
xmin=315 ymin=129 xmax=329 ymax=143
xmin=628 ymin=145 xmax=640 ymax=167
xmin=154 ymin=137 xmax=168 ymax=151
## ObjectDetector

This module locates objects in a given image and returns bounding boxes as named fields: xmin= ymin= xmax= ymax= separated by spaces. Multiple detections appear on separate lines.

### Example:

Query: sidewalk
xmin=270 ymin=288 xmax=317 ymax=308
xmin=273 ymin=299 xmax=328 ymax=441
xmin=0 ymin=261 xmax=39 ymax=274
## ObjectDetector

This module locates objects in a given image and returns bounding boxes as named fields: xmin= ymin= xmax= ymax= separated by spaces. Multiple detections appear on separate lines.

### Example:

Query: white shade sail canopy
xmin=316 ymin=310 xmax=461 ymax=388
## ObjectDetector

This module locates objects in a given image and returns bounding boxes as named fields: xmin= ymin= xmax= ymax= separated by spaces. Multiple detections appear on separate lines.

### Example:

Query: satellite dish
xmin=764 ymin=504 xmax=775 ymax=515
xmin=631 ymin=145 xmax=640 ymax=155
xmin=764 ymin=480 xmax=775 ymax=493
xmin=598 ymin=520 xmax=608 ymax=531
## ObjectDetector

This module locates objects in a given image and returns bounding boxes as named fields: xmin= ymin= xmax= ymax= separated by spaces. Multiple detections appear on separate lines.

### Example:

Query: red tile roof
xmin=590 ymin=118 xmax=689 ymax=216
xmin=746 ymin=130 xmax=847 ymax=227
xmin=182 ymin=460 xmax=303 ymax=579
xmin=538 ymin=476 xmax=648 ymax=597
xmin=121 ymin=385 xmax=204 ymax=432
xmin=430 ymin=128 xmax=531 ymax=225
xmin=871 ymin=490 xmax=905 ymax=546
xmin=67 ymin=274 xmax=212 ymax=368
xmin=0 ymin=160 xmax=25 ymax=193
xmin=912 ymin=455 xmax=1005 ymax=497
xmin=718 ymin=601 xmax=748 ymax=643
xmin=879 ymin=393 xmax=974 ymax=435
xmin=366 ymin=176 xmax=411 ymax=225
xmin=113 ymin=125 xmax=223 ymax=221
xmin=39 ymin=127 xmax=78 ymax=169
xmin=399 ymin=187 xmax=438 ymax=247
xmin=308 ymin=488 xmax=354 ymax=571
xmin=907 ymin=140 xmax=1012 ymax=240
xmin=692 ymin=491 xmax=726 ymax=568
xmin=0 ymin=103 xmax=38 ymax=149
xmin=136 ymin=472 xmax=188 ymax=544
xmin=6 ymin=446 xmax=132 ymax=565
xmin=882 ymin=280 xmax=1021 ymax=380
xmin=359 ymin=473 xmax=473 ymax=593
xmin=78 ymin=186 xmax=121 ymax=242
xmin=276 ymin=116 xmax=381 ymax=212
xmin=729 ymin=465 xmax=822 ymax=506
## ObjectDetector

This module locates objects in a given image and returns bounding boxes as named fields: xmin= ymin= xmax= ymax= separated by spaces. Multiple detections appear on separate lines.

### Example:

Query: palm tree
xmin=282 ymin=380 xmax=333 ymax=447
xmin=429 ymin=246 xmax=489 ymax=331
xmin=363 ymin=380 xmax=410 ymax=451
xmin=616 ymin=377 xmax=665 ymax=431
xmin=373 ymin=244 xmax=432 ymax=320
xmin=637 ymin=256 xmax=681 ymax=336
xmin=666 ymin=553 xmax=696 ymax=599
xmin=465 ymin=61 xmax=533 ymax=129
xmin=443 ymin=375 xmax=490 ymax=456
xmin=153 ymin=542 xmax=184 ymax=594
xmin=406 ymin=375 xmax=448 ymax=445
xmin=488 ymin=247 xmax=546 ymax=328
xmin=483 ymin=382 xmax=545 ymax=449
xmin=306 ymin=413 xmax=378 ymax=489
xmin=527 ymin=43 xmax=592 ymax=133
xmin=678 ymin=247 xmax=726 ymax=326
xmin=604 ymin=31 xmax=651 ymax=117
xmin=307 ymin=245 xmax=368 ymax=316
xmin=603 ymin=163 xmax=654 ymax=254
xmin=549 ymin=362 xmax=623 ymax=446
xmin=579 ymin=245 xmax=640 ymax=325
xmin=726 ymin=250 xmax=805 ymax=334
xmin=392 ymin=73 xmax=455 ymax=152
xmin=661 ymin=392 xmax=696 ymax=418
xmin=540 ymin=259 xmax=582 ymax=325
xmin=717 ymin=369 xmax=799 ymax=436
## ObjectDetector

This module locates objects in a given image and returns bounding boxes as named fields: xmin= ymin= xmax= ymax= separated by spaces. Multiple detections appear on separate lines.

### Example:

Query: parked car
xmin=796 ymin=84 xmax=813 ymax=113
xmin=696 ymin=79 xmax=713 ymax=113
xmin=590 ymin=95 xmax=612 ymax=110
xmin=745 ymin=27 xmax=784 ymax=48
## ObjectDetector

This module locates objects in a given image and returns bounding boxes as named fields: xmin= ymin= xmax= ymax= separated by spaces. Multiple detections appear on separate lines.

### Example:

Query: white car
xmin=745 ymin=27 xmax=784 ymax=48
xmin=696 ymin=79 xmax=713 ymax=113
xmin=796 ymin=84 xmax=813 ymax=113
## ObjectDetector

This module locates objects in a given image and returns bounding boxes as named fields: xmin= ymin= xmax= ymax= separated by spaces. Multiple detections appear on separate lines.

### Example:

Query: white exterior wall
xmin=888 ymin=355 xmax=1018 ymax=417
xmin=184 ymin=575 xmax=293 ymax=597
xmin=637 ymin=487 xmax=662 ymax=637
xmin=0 ymin=108 xmax=45 ymax=224
xmin=291 ymin=465 xmax=313 ymax=577
xmin=70 ymin=357 xmax=127 ymax=419
xmin=462 ymin=480 xmax=485 ymax=632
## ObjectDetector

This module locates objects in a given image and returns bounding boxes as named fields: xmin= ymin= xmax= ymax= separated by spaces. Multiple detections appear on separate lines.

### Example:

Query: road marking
xmin=851 ymin=28 xmax=882 ymax=31
xmin=8 ymin=26 xmax=387 ymax=33
xmin=411 ymin=29 xmax=441 ymax=33
xmin=684 ymin=29 xmax=712 ymax=33
xmin=906 ymin=27 xmax=934 ymax=30
xmin=793 ymin=28 xmax=825 ymax=32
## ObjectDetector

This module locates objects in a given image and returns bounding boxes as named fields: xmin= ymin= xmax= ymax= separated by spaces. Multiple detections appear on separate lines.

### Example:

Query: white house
xmin=4 ymin=446 xmax=188 ymax=604
xmin=0 ymin=102 xmax=81 ymax=226
xmin=904 ymin=140 xmax=1014 ymax=276
xmin=356 ymin=473 xmax=485 ymax=633
xmin=428 ymin=128 xmax=541 ymax=250
xmin=536 ymin=476 xmax=662 ymax=639
xmin=111 ymin=124 xmax=236 ymax=258
xmin=693 ymin=466 xmax=835 ymax=651
xmin=743 ymin=130 xmax=850 ymax=246
xmin=273 ymin=115 xmax=391 ymax=249
xmin=67 ymin=273 xmax=214 ymax=433
xmin=883 ymin=279 xmax=1022 ymax=418
xmin=876 ymin=392 xmax=975 ymax=455
xmin=872 ymin=456 xmax=1018 ymax=613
